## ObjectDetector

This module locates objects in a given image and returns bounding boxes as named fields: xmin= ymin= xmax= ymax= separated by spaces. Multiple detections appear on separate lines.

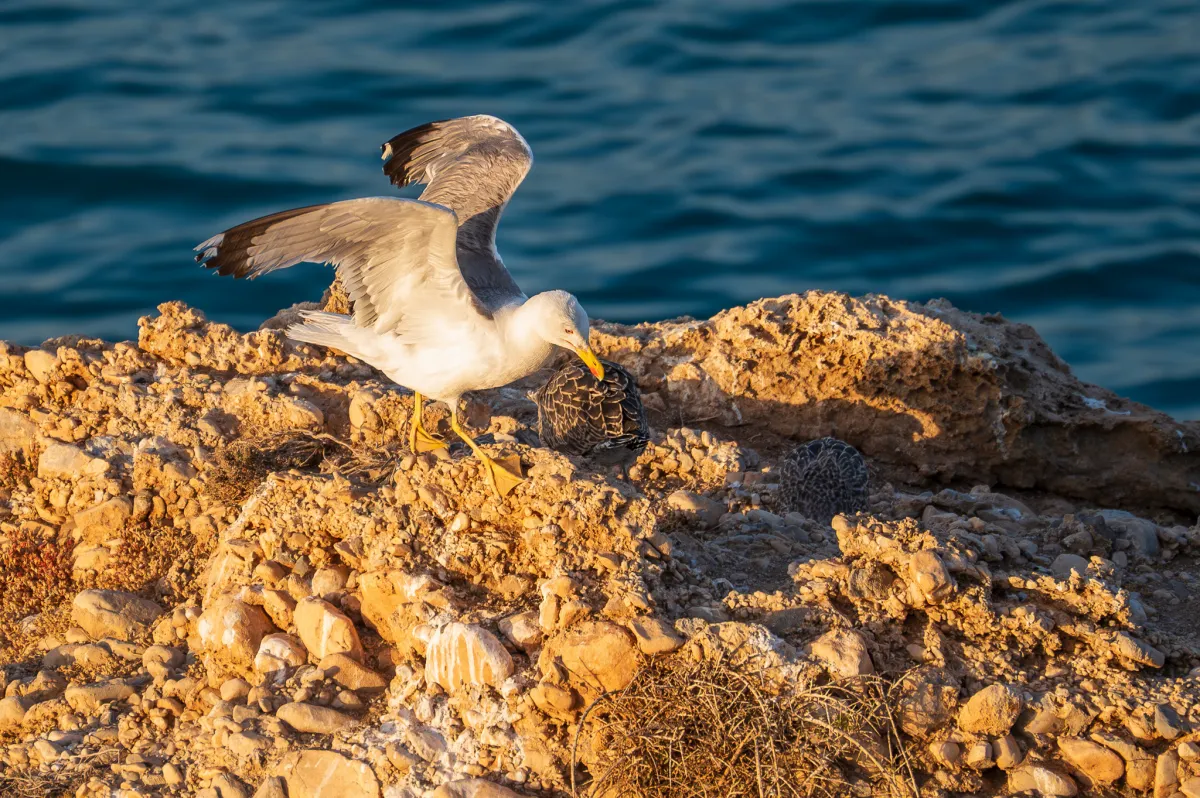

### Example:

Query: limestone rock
xmin=959 ymin=683 xmax=1022 ymax=735
xmin=196 ymin=597 xmax=276 ymax=671
xmin=276 ymin=749 xmax=380 ymax=797
xmin=628 ymin=616 xmax=684 ymax=656
xmin=358 ymin=569 xmax=444 ymax=643
xmin=39 ymin=442 xmax=106 ymax=478
xmin=432 ymin=779 xmax=531 ymax=798
xmin=253 ymin=776 xmax=288 ymax=798
xmin=995 ymin=735 xmax=1023 ymax=770
xmin=23 ymin=349 xmax=59 ymax=383
xmin=539 ymin=620 xmax=638 ymax=695
xmin=64 ymin=680 xmax=137 ymax=714
xmin=667 ymin=490 xmax=725 ymax=528
xmin=72 ymin=497 xmax=133 ymax=543
xmin=319 ymin=653 xmax=387 ymax=694
xmin=294 ymin=597 xmax=364 ymax=663
xmin=810 ymin=628 xmax=874 ymax=677
xmin=498 ymin=611 xmax=543 ymax=653
xmin=908 ymin=550 xmax=955 ymax=603
xmin=425 ymin=623 xmax=515 ymax=693
xmin=276 ymin=702 xmax=357 ymax=735
xmin=1057 ymin=737 xmax=1124 ymax=784
xmin=1008 ymin=765 xmax=1078 ymax=796
xmin=72 ymin=589 xmax=164 ymax=642
xmin=0 ymin=408 xmax=38 ymax=456
xmin=1156 ymin=750 xmax=1179 ymax=798
xmin=0 ymin=696 xmax=29 ymax=732
xmin=1051 ymin=553 xmax=1090 ymax=578
xmin=255 ymin=633 xmax=308 ymax=676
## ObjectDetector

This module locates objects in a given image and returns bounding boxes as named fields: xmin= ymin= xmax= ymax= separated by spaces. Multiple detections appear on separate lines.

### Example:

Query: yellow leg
xmin=449 ymin=401 xmax=524 ymax=498
xmin=408 ymin=392 xmax=446 ymax=453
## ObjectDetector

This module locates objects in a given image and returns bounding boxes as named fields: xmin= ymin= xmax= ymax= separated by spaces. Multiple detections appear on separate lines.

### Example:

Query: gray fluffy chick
xmin=535 ymin=359 xmax=649 ymax=468
xmin=779 ymin=437 xmax=869 ymax=523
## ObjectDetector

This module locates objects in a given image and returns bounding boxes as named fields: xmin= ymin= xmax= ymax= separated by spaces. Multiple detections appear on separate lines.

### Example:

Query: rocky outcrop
xmin=591 ymin=292 xmax=1200 ymax=513
xmin=1 ymin=293 xmax=1198 ymax=798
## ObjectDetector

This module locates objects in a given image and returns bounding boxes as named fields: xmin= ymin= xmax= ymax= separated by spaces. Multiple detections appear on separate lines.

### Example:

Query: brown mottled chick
xmin=779 ymin=437 xmax=869 ymax=523
xmin=535 ymin=359 xmax=649 ymax=470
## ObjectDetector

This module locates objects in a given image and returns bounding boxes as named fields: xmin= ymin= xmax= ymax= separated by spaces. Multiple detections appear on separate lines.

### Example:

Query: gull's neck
xmin=496 ymin=299 xmax=556 ymax=377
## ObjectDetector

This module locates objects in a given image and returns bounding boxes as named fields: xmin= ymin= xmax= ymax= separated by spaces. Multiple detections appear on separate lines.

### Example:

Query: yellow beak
xmin=574 ymin=346 xmax=605 ymax=381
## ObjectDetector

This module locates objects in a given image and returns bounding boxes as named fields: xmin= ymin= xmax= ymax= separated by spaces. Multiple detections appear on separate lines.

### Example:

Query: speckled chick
xmin=779 ymin=437 xmax=869 ymax=523
xmin=535 ymin=359 xmax=649 ymax=467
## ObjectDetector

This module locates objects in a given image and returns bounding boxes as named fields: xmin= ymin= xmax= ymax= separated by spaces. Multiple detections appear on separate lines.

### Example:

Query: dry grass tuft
xmin=0 ymin=749 xmax=116 ymax=797
xmin=580 ymin=657 xmax=917 ymax=798
xmin=205 ymin=429 xmax=398 ymax=503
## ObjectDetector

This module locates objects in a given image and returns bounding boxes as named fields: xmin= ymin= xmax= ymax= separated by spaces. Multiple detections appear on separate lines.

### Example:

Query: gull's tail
xmin=286 ymin=311 xmax=362 ymax=359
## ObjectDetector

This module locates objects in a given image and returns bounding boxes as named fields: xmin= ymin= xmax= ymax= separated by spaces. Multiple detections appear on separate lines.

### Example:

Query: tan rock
xmin=425 ymin=623 xmax=515 ymax=693
xmin=358 ymin=569 xmax=444 ymax=642
xmin=908 ymin=550 xmax=954 ymax=604
xmin=261 ymin=589 xmax=297 ymax=630
xmin=667 ymin=490 xmax=725 ymax=527
xmin=72 ymin=544 xmax=111 ymax=573
xmin=959 ymin=683 xmax=1022 ymax=735
xmin=276 ymin=702 xmax=357 ymax=734
xmin=1058 ymin=737 xmax=1123 ymax=784
xmin=228 ymin=731 xmax=272 ymax=759
xmin=1109 ymin=631 xmax=1166 ymax=669
xmin=196 ymin=597 xmax=276 ymax=671
xmin=255 ymin=633 xmax=307 ymax=676
xmin=221 ymin=678 xmax=253 ymax=703
xmin=895 ymin=666 xmax=959 ymax=738
xmin=39 ymin=442 xmax=106 ymax=478
xmin=72 ymin=497 xmax=133 ymax=543
xmin=64 ymin=679 xmax=136 ymax=714
xmin=994 ymin=734 xmax=1023 ymax=770
xmin=142 ymin=645 xmax=184 ymax=682
xmin=311 ymin=567 xmax=349 ymax=598
xmin=1180 ymin=778 xmax=1200 ymax=798
xmin=1008 ymin=765 xmax=1078 ymax=796
xmin=0 ymin=696 xmax=29 ymax=732
xmin=275 ymin=749 xmax=380 ymax=797
xmin=432 ymin=778 xmax=531 ymax=798
xmin=498 ymin=611 xmax=543 ymax=653
xmin=930 ymin=741 xmax=961 ymax=767
xmin=539 ymin=620 xmax=638 ymax=695
xmin=72 ymin=589 xmax=164 ymax=641
xmin=965 ymin=740 xmax=993 ymax=770
xmin=1156 ymin=750 xmax=1179 ymax=798
xmin=294 ymin=597 xmax=363 ymax=663
xmin=0 ymin=408 xmax=38 ymax=456
xmin=23 ymin=349 xmax=58 ymax=383
xmin=252 ymin=776 xmax=287 ymax=798
xmin=628 ymin=616 xmax=684 ymax=656
xmin=810 ymin=628 xmax=874 ymax=677
xmin=319 ymin=653 xmax=387 ymax=694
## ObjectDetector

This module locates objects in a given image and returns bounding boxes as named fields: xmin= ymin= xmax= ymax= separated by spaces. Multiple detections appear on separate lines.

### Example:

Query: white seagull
xmin=194 ymin=115 xmax=605 ymax=497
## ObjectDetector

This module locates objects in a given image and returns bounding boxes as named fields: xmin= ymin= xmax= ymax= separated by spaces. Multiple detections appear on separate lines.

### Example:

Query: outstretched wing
xmin=381 ymin=115 xmax=530 ymax=306
xmin=194 ymin=197 xmax=486 ymax=338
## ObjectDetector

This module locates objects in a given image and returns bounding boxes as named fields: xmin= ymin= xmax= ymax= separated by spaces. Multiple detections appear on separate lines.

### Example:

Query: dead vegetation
xmin=0 ymin=525 xmax=75 ymax=658
xmin=580 ymin=657 xmax=918 ymax=798
xmin=204 ymin=429 xmax=399 ymax=504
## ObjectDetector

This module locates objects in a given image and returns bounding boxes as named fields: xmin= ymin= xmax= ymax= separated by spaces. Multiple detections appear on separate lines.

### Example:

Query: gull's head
xmin=528 ymin=290 xmax=604 ymax=381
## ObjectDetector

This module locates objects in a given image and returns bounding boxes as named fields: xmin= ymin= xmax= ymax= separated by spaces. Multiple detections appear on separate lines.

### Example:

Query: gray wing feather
xmin=381 ymin=115 xmax=531 ymax=307
xmin=195 ymin=197 xmax=484 ymax=337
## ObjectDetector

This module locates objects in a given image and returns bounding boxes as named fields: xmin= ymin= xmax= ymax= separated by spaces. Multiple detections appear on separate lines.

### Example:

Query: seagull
xmin=779 ymin=437 xmax=869 ymax=524
xmin=535 ymin=359 xmax=649 ymax=473
xmin=194 ymin=115 xmax=605 ymax=497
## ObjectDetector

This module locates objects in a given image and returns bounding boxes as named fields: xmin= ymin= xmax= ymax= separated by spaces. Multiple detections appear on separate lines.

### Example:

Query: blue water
xmin=2 ymin=0 xmax=1199 ymax=419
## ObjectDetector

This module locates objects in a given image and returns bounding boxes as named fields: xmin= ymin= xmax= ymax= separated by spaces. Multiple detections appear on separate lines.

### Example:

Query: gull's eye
xmin=563 ymin=328 xmax=571 ymax=334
